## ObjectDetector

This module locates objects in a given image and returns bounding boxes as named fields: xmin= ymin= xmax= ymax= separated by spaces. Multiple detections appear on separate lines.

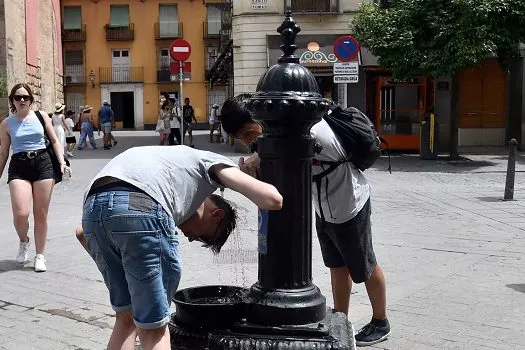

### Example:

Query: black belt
xmin=12 ymin=149 xmax=46 ymax=160
xmin=87 ymin=180 xmax=148 ymax=198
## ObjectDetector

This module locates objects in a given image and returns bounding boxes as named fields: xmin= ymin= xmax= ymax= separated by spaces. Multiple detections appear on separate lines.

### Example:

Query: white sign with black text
xmin=334 ymin=75 xmax=359 ymax=84
xmin=333 ymin=62 xmax=359 ymax=75
xmin=251 ymin=0 xmax=268 ymax=9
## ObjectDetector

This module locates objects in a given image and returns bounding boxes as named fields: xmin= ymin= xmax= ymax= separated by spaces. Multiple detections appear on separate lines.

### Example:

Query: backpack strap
xmin=312 ymin=160 xmax=345 ymax=223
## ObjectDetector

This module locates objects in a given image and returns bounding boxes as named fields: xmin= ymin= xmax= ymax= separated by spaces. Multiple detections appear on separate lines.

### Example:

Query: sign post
xmin=169 ymin=39 xmax=191 ymax=145
xmin=332 ymin=35 xmax=360 ymax=108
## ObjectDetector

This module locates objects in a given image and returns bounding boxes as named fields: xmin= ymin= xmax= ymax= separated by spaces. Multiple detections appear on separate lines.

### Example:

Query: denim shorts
xmin=82 ymin=189 xmax=181 ymax=329
xmin=8 ymin=150 xmax=56 ymax=183
xmin=101 ymin=122 xmax=112 ymax=134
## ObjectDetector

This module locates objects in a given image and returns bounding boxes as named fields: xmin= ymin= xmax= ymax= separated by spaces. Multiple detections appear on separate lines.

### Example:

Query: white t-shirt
xmin=209 ymin=108 xmax=218 ymax=125
xmin=169 ymin=108 xmax=180 ymax=129
xmin=310 ymin=118 xmax=371 ymax=224
xmin=64 ymin=118 xmax=75 ymax=137
xmin=83 ymin=146 xmax=237 ymax=224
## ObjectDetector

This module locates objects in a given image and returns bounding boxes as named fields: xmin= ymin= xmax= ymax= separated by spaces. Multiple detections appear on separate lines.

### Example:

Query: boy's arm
xmin=213 ymin=165 xmax=282 ymax=210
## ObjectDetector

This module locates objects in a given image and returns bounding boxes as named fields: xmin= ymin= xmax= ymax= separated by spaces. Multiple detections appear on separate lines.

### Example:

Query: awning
xmin=209 ymin=39 xmax=233 ymax=86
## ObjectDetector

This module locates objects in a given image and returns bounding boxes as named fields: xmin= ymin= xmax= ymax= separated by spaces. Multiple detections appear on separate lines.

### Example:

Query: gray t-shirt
xmin=84 ymin=145 xmax=237 ymax=224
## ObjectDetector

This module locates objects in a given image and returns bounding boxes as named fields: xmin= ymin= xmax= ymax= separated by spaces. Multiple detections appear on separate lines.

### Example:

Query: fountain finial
xmin=277 ymin=11 xmax=301 ymax=63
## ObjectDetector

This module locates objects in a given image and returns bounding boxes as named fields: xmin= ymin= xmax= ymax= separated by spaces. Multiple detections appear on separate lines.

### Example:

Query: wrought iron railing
xmin=99 ymin=67 xmax=144 ymax=83
xmin=62 ymin=24 xmax=86 ymax=42
xmin=105 ymin=23 xmax=135 ymax=41
xmin=64 ymin=65 xmax=86 ymax=85
xmin=288 ymin=0 xmax=339 ymax=13
xmin=155 ymin=22 xmax=183 ymax=40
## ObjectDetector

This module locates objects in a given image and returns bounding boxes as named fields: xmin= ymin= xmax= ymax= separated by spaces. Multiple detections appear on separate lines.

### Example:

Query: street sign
xmin=333 ymin=36 xmax=360 ymax=62
xmin=169 ymin=39 xmax=191 ymax=61
xmin=169 ymin=61 xmax=191 ymax=74
xmin=334 ymin=75 xmax=359 ymax=84
xmin=170 ymin=74 xmax=191 ymax=82
xmin=333 ymin=62 xmax=359 ymax=75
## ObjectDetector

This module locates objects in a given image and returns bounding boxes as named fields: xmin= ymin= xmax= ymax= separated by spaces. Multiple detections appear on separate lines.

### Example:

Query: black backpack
xmin=312 ymin=106 xmax=390 ymax=222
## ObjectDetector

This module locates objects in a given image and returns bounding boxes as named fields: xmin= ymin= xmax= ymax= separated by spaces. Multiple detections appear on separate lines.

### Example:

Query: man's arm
xmin=214 ymin=165 xmax=282 ymax=210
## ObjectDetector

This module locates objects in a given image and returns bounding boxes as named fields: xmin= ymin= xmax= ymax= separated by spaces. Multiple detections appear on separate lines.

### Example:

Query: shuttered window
xmin=63 ymin=6 xmax=81 ymax=30
xmin=207 ymin=5 xmax=221 ymax=35
xmin=159 ymin=5 xmax=179 ymax=37
xmin=110 ymin=5 xmax=129 ymax=27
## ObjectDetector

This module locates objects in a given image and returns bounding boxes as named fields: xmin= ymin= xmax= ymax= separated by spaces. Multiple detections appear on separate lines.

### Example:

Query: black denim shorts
xmin=8 ymin=150 xmax=56 ymax=183
xmin=315 ymin=199 xmax=377 ymax=284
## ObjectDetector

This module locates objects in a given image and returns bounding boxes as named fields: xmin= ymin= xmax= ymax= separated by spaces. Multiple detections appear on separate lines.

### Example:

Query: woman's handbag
xmin=35 ymin=111 xmax=70 ymax=184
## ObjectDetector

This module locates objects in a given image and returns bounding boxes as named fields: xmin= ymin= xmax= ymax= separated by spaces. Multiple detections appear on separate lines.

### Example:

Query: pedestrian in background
xmin=77 ymin=105 xmax=97 ymax=150
xmin=0 ymin=83 xmax=66 ymax=272
xmin=64 ymin=110 xmax=77 ymax=157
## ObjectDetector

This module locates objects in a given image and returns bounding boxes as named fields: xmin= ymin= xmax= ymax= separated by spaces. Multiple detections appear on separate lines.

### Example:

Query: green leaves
xmin=352 ymin=0 xmax=525 ymax=78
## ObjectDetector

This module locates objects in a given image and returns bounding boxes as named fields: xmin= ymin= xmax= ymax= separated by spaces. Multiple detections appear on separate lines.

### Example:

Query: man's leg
xmin=330 ymin=266 xmax=352 ymax=314
xmin=108 ymin=311 xmax=137 ymax=350
xmin=136 ymin=326 xmax=171 ymax=350
xmin=364 ymin=264 xmax=387 ymax=320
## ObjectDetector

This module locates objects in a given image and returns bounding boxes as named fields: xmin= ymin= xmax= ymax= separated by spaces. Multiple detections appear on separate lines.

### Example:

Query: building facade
xmin=226 ymin=0 xmax=524 ymax=151
xmin=0 ymin=0 xmax=63 ymax=117
xmin=61 ymin=0 xmax=230 ymax=129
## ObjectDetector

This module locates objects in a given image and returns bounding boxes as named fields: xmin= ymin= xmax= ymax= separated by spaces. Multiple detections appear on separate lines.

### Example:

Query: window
xmin=159 ymin=5 xmax=179 ymax=37
xmin=65 ymin=50 xmax=83 ymax=65
xmin=207 ymin=5 xmax=221 ymax=35
xmin=159 ymin=48 xmax=173 ymax=69
xmin=207 ymin=47 xmax=218 ymax=70
xmin=110 ymin=5 xmax=129 ymax=27
xmin=63 ymin=6 xmax=81 ymax=30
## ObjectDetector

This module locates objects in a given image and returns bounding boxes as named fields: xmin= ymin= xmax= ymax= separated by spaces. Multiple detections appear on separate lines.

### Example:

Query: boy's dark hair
xmin=220 ymin=94 xmax=254 ymax=135
xmin=204 ymin=194 xmax=238 ymax=254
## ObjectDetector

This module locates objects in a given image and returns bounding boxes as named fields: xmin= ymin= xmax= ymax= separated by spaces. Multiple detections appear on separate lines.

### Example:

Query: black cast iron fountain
xmin=169 ymin=11 xmax=355 ymax=350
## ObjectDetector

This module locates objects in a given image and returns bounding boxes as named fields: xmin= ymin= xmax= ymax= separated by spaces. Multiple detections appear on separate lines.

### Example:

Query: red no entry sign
xmin=170 ymin=39 xmax=191 ymax=61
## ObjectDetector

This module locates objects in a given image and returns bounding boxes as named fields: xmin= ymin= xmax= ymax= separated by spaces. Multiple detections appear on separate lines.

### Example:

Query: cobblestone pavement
xmin=0 ymin=131 xmax=524 ymax=350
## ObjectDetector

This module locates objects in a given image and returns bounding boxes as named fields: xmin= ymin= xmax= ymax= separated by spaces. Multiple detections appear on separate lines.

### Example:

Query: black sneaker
xmin=354 ymin=320 xmax=390 ymax=347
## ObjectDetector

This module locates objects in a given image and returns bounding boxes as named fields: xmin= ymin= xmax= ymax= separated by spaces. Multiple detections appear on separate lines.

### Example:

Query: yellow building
xmin=61 ymin=0 xmax=230 ymax=129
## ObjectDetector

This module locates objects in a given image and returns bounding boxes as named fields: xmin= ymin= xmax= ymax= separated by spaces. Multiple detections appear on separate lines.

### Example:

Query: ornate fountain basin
xmin=172 ymin=285 xmax=248 ymax=331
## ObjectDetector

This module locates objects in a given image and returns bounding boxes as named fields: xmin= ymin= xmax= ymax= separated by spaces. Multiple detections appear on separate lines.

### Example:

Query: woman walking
xmin=64 ymin=110 xmax=77 ymax=157
xmin=0 ymin=83 xmax=66 ymax=272
xmin=52 ymin=103 xmax=66 ymax=152
xmin=77 ymin=105 xmax=97 ymax=150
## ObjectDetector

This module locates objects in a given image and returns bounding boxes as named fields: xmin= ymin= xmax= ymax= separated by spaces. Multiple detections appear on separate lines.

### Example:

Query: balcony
xmin=203 ymin=21 xmax=221 ymax=39
xmin=64 ymin=65 xmax=86 ymax=85
xmin=99 ymin=67 xmax=144 ymax=84
xmin=155 ymin=22 xmax=183 ymax=40
xmin=62 ymin=24 xmax=86 ymax=42
xmin=157 ymin=66 xmax=171 ymax=83
xmin=105 ymin=23 xmax=135 ymax=41
xmin=288 ymin=0 xmax=339 ymax=14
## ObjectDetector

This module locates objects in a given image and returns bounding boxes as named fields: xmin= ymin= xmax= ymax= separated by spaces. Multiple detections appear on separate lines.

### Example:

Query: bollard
xmin=504 ymin=138 xmax=519 ymax=201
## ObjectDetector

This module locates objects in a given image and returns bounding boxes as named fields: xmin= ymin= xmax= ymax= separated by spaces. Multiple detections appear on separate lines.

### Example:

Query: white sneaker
xmin=34 ymin=254 xmax=47 ymax=272
xmin=66 ymin=151 xmax=74 ymax=157
xmin=16 ymin=238 xmax=30 ymax=264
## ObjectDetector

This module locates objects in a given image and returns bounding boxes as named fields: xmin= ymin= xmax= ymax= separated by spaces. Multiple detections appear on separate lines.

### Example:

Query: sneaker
xmin=355 ymin=320 xmax=390 ymax=347
xmin=16 ymin=238 xmax=30 ymax=264
xmin=34 ymin=254 xmax=47 ymax=272
xmin=66 ymin=151 xmax=74 ymax=157
xmin=113 ymin=140 xmax=118 ymax=146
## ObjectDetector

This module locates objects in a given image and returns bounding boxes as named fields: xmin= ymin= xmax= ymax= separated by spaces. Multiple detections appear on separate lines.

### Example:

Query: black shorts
xmin=315 ymin=199 xmax=376 ymax=283
xmin=66 ymin=136 xmax=76 ymax=144
xmin=8 ymin=150 xmax=56 ymax=183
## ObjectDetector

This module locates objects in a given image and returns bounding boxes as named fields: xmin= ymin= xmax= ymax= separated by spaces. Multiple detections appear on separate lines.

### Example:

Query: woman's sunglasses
xmin=13 ymin=95 xmax=32 ymax=102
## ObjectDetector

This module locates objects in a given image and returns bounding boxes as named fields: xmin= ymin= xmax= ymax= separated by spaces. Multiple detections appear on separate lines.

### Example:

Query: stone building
xmin=0 ymin=0 xmax=63 ymax=117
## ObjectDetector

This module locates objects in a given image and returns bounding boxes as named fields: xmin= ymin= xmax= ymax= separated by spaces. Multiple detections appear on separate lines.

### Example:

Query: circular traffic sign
xmin=170 ymin=39 xmax=191 ymax=61
xmin=333 ymin=36 xmax=360 ymax=62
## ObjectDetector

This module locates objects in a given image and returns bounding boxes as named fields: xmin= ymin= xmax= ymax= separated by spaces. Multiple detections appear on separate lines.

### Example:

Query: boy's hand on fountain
xmin=238 ymin=152 xmax=260 ymax=178
xmin=214 ymin=164 xmax=282 ymax=210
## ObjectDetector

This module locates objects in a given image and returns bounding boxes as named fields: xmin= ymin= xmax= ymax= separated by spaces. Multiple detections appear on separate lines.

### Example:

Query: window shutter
xmin=63 ymin=6 xmax=81 ymax=30
xmin=110 ymin=5 xmax=129 ymax=27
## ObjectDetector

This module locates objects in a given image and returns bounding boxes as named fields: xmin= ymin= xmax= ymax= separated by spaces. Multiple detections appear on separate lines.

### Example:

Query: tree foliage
xmin=352 ymin=0 xmax=525 ymax=79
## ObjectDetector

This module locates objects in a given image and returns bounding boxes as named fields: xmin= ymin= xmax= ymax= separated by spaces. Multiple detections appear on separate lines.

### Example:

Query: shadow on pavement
xmin=507 ymin=284 xmax=525 ymax=293
xmin=0 ymin=259 xmax=34 ymax=273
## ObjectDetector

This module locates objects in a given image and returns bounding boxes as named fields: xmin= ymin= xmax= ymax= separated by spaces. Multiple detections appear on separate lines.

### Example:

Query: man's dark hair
xmin=204 ymin=194 xmax=238 ymax=254
xmin=220 ymin=94 xmax=254 ymax=135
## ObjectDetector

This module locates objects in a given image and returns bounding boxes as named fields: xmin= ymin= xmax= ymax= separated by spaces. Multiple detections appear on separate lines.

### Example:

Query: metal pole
xmin=179 ymin=61 xmax=184 ymax=145
xmin=504 ymin=138 xmax=519 ymax=201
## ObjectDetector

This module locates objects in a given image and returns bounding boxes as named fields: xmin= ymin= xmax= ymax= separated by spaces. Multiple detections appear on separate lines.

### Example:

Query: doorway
xmin=111 ymin=91 xmax=135 ymax=128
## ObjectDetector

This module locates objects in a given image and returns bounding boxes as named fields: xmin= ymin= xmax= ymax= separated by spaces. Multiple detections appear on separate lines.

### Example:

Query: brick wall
xmin=0 ymin=0 xmax=63 ymax=115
